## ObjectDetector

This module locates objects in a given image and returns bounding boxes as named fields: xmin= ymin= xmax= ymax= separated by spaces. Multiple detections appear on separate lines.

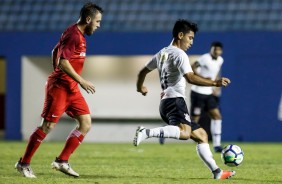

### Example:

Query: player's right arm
xmin=59 ymin=59 xmax=95 ymax=94
xmin=136 ymin=67 xmax=151 ymax=96
xmin=136 ymin=55 xmax=157 ymax=96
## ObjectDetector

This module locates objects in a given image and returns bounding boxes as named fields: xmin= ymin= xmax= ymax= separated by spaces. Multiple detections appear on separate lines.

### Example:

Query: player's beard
xmin=85 ymin=24 xmax=94 ymax=36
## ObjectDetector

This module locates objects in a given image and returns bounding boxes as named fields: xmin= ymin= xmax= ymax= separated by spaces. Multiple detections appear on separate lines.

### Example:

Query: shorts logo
xmin=52 ymin=114 xmax=59 ymax=118
xmin=184 ymin=113 xmax=191 ymax=122
xmin=194 ymin=107 xmax=201 ymax=115
xmin=80 ymin=52 xmax=86 ymax=57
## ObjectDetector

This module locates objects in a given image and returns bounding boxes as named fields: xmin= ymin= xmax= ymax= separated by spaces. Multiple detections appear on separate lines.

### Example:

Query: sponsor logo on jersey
xmin=80 ymin=52 xmax=86 ymax=57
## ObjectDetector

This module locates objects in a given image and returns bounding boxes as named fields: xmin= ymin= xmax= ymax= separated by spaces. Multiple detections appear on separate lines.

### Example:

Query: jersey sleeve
xmin=145 ymin=54 xmax=158 ymax=71
xmin=177 ymin=53 xmax=193 ymax=75
xmin=60 ymin=33 xmax=79 ymax=60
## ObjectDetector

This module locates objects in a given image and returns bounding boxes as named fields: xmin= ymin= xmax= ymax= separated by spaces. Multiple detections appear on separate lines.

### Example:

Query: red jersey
xmin=49 ymin=24 xmax=86 ymax=93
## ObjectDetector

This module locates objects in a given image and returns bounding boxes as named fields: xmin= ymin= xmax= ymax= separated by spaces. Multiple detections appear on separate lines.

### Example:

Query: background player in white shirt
xmin=133 ymin=19 xmax=235 ymax=180
xmin=190 ymin=42 xmax=224 ymax=152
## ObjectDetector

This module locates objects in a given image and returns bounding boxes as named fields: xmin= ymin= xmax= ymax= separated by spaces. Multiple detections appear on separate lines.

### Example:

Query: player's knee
xmin=210 ymin=110 xmax=222 ymax=120
xmin=83 ymin=121 xmax=92 ymax=132
xmin=212 ymin=114 xmax=222 ymax=120
xmin=77 ymin=115 xmax=92 ymax=134
xmin=40 ymin=121 xmax=56 ymax=134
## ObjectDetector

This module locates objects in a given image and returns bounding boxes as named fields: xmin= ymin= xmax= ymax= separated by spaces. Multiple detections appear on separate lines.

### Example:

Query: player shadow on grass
xmin=79 ymin=174 xmax=207 ymax=181
xmin=233 ymin=178 xmax=282 ymax=183
xmin=64 ymin=175 xmax=282 ymax=183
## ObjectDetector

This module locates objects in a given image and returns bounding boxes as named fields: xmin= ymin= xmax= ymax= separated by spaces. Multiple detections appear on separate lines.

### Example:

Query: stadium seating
xmin=0 ymin=0 xmax=281 ymax=32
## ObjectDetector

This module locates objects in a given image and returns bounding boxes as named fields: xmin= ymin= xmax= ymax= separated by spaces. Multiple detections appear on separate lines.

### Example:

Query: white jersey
xmin=145 ymin=45 xmax=193 ymax=99
xmin=191 ymin=53 xmax=224 ymax=95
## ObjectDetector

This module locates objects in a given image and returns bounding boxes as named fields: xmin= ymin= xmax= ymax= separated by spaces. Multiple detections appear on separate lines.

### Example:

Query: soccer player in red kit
xmin=15 ymin=3 xmax=103 ymax=178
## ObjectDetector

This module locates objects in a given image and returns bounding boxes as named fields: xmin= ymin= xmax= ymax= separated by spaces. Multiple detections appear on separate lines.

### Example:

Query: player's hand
xmin=137 ymin=86 xmax=148 ymax=96
xmin=80 ymin=79 xmax=96 ymax=94
xmin=215 ymin=77 xmax=231 ymax=87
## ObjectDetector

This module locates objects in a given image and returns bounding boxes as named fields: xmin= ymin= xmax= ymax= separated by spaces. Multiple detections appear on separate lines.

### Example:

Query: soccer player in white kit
xmin=133 ymin=20 xmax=235 ymax=180
xmin=190 ymin=42 xmax=224 ymax=153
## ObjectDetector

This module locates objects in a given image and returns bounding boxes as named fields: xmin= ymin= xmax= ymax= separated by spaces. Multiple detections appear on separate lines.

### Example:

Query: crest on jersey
xmin=160 ymin=50 xmax=168 ymax=63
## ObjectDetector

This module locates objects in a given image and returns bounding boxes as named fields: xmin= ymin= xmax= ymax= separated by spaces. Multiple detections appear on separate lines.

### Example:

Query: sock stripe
xmin=67 ymin=129 xmax=82 ymax=140
xmin=58 ymin=130 xmax=84 ymax=161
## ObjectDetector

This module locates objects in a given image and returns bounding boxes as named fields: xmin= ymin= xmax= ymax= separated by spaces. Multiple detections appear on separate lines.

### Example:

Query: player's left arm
xmin=179 ymin=54 xmax=230 ymax=87
xmin=184 ymin=72 xmax=230 ymax=87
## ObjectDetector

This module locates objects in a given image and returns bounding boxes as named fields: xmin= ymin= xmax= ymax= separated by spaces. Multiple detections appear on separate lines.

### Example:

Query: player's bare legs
xmin=16 ymin=111 xmax=92 ymax=178
xmin=191 ymin=128 xmax=235 ymax=180
xmin=177 ymin=123 xmax=192 ymax=140
xmin=208 ymin=108 xmax=223 ymax=152
xmin=40 ymin=120 xmax=57 ymax=133
xmin=15 ymin=119 xmax=55 ymax=178
xmin=192 ymin=115 xmax=201 ymax=124
xmin=52 ymin=114 xmax=91 ymax=177
xmin=192 ymin=107 xmax=223 ymax=152
xmin=75 ymin=114 xmax=92 ymax=135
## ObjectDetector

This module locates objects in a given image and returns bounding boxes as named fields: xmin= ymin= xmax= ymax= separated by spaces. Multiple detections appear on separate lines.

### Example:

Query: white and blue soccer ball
xmin=221 ymin=144 xmax=244 ymax=167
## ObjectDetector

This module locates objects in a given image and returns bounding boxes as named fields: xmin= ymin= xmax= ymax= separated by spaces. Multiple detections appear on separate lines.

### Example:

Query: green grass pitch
xmin=1 ymin=141 xmax=282 ymax=184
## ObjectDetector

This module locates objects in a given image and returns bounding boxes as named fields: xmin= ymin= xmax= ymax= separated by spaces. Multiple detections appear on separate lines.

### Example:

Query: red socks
xmin=58 ymin=129 xmax=84 ymax=161
xmin=21 ymin=128 xmax=46 ymax=164
xmin=21 ymin=128 xmax=84 ymax=163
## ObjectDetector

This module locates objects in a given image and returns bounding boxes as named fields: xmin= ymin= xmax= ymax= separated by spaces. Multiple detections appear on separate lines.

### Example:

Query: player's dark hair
xmin=211 ymin=41 xmax=223 ymax=48
xmin=80 ymin=2 xmax=103 ymax=23
xmin=172 ymin=19 xmax=198 ymax=39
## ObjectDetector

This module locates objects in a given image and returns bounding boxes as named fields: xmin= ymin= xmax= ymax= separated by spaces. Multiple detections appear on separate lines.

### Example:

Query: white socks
xmin=210 ymin=119 xmax=222 ymax=147
xmin=196 ymin=143 xmax=219 ymax=172
xmin=148 ymin=125 xmax=180 ymax=139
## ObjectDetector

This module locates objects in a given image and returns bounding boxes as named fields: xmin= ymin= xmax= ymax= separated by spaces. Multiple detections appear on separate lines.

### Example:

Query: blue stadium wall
xmin=1 ymin=31 xmax=282 ymax=141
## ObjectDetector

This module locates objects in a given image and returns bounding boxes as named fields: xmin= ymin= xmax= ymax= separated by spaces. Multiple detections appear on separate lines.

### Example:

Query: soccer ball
xmin=221 ymin=144 xmax=244 ymax=167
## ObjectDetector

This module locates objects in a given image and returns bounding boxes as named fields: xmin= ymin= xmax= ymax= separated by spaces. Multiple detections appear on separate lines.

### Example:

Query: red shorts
xmin=41 ymin=81 xmax=90 ymax=123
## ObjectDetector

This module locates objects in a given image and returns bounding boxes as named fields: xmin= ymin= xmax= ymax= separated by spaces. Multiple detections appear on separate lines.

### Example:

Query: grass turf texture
xmin=1 ymin=142 xmax=282 ymax=184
